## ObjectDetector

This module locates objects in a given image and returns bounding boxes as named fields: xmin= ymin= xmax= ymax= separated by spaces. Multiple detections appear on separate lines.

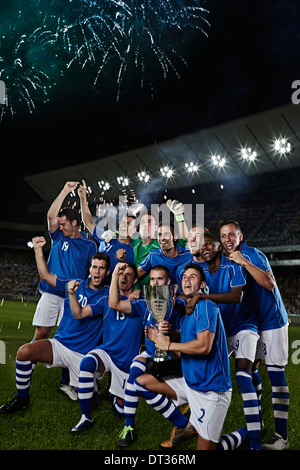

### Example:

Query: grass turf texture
xmin=0 ymin=300 xmax=299 ymax=451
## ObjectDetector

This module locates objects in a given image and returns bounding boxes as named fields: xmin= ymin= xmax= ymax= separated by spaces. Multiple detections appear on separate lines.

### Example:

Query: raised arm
xmin=32 ymin=236 xmax=57 ymax=287
xmin=67 ymin=280 xmax=93 ymax=319
xmin=78 ymin=180 xmax=96 ymax=235
xmin=108 ymin=263 xmax=132 ymax=314
xmin=47 ymin=181 xmax=80 ymax=233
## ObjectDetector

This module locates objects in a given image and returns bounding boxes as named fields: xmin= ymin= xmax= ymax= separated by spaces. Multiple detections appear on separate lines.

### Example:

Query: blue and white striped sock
xmin=267 ymin=365 xmax=289 ymax=440
xmin=236 ymin=370 xmax=261 ymax=450
xmin=78 ymin=353 xmax=99 ymax=420
xmin=252 ymin=367 xmax=263 ymax=424
xmin=134 ymin=378 xmax=188 ymax=429
xmin=113 ymin=396 xmax=124 ymax=416
xmin=16 ymin=360 xmax=32 ymax=398
xmin=218 ymin=427 xmax=248 ymax=450
xmin=124 ymin=360 xmax=147 ymax=427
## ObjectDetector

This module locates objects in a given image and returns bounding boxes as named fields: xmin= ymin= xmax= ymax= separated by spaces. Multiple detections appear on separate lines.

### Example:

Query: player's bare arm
xmin=155 ymin=329 xmax=215 ymax=356
xmin=228 ymin=251 xmax=275 ymax=291
xmin=200 ymin=286 xmax=243 ymax=305
xmin=78 ymin=179 xmax=96 ymax=235
xmin=47 ymin=181 xmax=80 ymax=233
xmin=68 ymin=280 xmax=93 ymax=319
xmin=32 ymin=236 xmax=57 ymax=288
xmin=137 ymin=266 xmax=148 ymax=280
xmin=108 ymin=262 xmax=132 ymax=314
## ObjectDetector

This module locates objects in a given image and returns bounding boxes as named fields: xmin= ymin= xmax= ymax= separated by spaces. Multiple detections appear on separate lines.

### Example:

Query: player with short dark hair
xmin=0 ymin=237 xmax=110 ymax=415
xmin=137 ymin=222 xmax=191 ymax=285
xmin=219 ymin=220 xmax=289 ymax=450
xmin=141 ymin=264 xmax=233 ymax=450
xmin=78 ymin=180 xmax=136 ymax=275
xmin=175 ymin=224 xmax=208 ymax=291
xmin=198 ymin=232 xmax=261 ymax=450
xmin=32 ymin=181 xmax=98 ymax=399
xmin=111 ymin=264 xmax=187 ymax=447
xmin=70 ymin=263 xmax=144 ymax=432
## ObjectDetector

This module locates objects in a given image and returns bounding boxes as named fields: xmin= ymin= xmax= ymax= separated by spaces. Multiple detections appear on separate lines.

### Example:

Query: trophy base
xmin=146 ymin=358 xmax=182 ymax=378
xmin=153 ymin=352 xmax=169 ymax=363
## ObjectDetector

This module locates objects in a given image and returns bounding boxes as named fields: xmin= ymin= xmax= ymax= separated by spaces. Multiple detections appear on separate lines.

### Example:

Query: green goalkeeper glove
xmin=166 ymin=199 xmax=185 ymax=222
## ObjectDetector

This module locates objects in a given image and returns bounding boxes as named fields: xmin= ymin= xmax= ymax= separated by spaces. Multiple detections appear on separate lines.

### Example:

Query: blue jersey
xmin=175 ymin=257 xmax=206 ymax=292
xmin=54 ymin=279 xmax=109 ymax=355
xmin=130 ymin=296 xmax=184 ymax=357
xmin=39 ymin=228 xmax=97 ymax=298
xmin=93 ymin=225 xmax=134 ymax=274
xmin=93 ymin=295 xmax=143 ymax=373
xmin=202 ymin=255 xmax=258 ymax=336
xmin=180 ymin=298 xmax=231 ymax=393
xmin=139 ymin=244 xmax=191 ymax=285
xmin=241 ymin=241 xmax=288 ymax=331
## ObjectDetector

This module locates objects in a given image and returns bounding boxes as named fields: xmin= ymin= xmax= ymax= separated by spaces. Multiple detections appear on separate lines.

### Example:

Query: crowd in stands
xmin=0 ymin=248 xmax=39 ymax=299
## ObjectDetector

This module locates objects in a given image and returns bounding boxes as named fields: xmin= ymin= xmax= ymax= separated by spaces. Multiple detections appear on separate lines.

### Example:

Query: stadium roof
xmin=25 ymin=102 xmax=300 ymax=206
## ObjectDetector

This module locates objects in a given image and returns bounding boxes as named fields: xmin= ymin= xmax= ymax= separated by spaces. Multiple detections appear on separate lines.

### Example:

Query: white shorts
xmin=32 ymin=293 xmax=64 ymax=328
xmin=90 ymin=348 xmax=129 ymax=399
xmin=227 ymin=329 xmax=259 ymax=363
xmin=255 ymin=323 xmax=289 ymax=366
xmin=184 ymin=380 xmax=232 ymax=443
xmin=46 ymin=338 xmax=84 ymax=388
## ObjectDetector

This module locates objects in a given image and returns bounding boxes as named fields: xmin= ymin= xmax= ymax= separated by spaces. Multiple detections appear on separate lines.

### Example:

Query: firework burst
xmin=0 ymin=0 xmax=210 ymax=119
xmin=0 ymin=9 xmax=57 ymax=120
xmin=49 ymin=0 xmax=210 ymax=99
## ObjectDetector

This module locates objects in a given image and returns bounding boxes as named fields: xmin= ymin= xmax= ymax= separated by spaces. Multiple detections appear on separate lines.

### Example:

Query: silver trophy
xmin=143 ymin=284 xmax=174 ymax=362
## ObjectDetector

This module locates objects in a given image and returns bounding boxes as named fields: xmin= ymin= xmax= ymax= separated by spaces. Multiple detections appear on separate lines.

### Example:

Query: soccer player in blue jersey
xmin=70 ymin=263 xmax=144 ymax=432
xmin=78 ymin=180 xmax=136 ymax=275
xmin=143 ymin=263 xmax=233 ymax=450
xmin=138 ymin=222 xmax=191 ymax=285
xmin=175 ymin=223 xmax=207 ymax=291
xmin=32 ymin=181 xmax=98 ymax=399
xmin=108 ymin=264 xmax=187 ymax=446
xmin=220 ymin=219 xmax=290 ymax=450
xmin=0 ymin=237 xmax=110 ymax=415
xmin=32 ymin=182 xmax=97 ymax=341
xmin=198 ymin=233 xmax=261 ymax=450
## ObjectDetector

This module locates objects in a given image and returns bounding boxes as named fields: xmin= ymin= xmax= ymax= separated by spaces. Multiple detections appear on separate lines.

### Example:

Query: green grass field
xmin=0 ymin=300 xmax=299 ymax=451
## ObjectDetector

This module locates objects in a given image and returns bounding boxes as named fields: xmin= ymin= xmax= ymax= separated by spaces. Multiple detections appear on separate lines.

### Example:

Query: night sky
xmin=1 ymin=0 xmax=300 ymax=223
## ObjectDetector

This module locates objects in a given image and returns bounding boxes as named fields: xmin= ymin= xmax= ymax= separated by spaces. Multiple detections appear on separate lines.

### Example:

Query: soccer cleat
xmin=160 ymin=422 xmax=197 ymax=448
xmin=71 ymin=414 xmax=93 ymax=433
xmin=0 ymin=395 xmax=30 ymax=414
xmin=116 ymin=425 xmax=135 ymax=446
xmin=60 ymin=384 xmax=78 ymax=401
xmin=262 ymin=432 xmax=289 ymax=450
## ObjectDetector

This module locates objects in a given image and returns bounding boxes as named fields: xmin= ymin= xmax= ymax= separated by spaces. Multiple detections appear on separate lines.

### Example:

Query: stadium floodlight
xmin=241 ymin=147 xmax=257 ymax=162
xmin=160 ymin=166 xmax=174 ymax=178
xmin=274 ymin=138 xmax=292 ymax=155
xmin=117 ymin=176 xmax=130 ymax=187
xmin=211 ymin=154 xmax=226 ymax=168
xmin=185 ymin=162 xmax=199 ymax=173
xmin=97 ymin=180 xmax=110 ymax=191
xmin=137 ymin=171 xmax=150 ymax=183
